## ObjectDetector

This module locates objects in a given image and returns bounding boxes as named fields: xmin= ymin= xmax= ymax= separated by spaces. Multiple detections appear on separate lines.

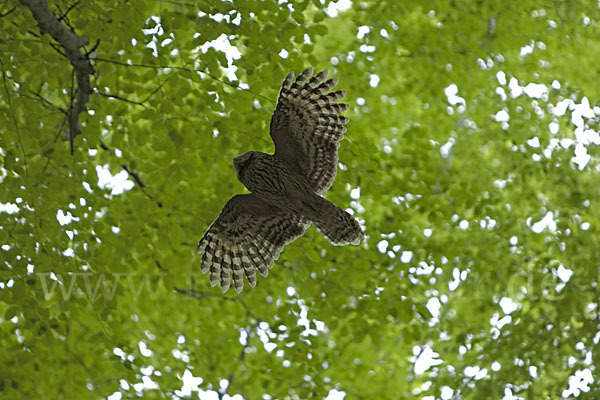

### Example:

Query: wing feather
xmin=196 ymin=194 xmax=309 ymax=293
xmin=270 ymin=68 xmax=350 ymax=195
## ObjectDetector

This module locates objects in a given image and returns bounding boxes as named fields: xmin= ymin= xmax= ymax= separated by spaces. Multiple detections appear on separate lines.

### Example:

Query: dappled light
xmin=1 ymin=1 xmax=599 ymax=399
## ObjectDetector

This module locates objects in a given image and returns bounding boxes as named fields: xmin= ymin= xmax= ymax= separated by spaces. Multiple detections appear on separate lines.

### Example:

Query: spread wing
xmin=196 ymin=194 xmax=309 ymax=293
xmin=269 ymin=68 xmax=350 ymax=196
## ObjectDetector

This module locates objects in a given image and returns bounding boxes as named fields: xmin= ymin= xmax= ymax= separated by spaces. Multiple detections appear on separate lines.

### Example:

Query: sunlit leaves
xmin=1 ymin=0 xmax=600 ymax=399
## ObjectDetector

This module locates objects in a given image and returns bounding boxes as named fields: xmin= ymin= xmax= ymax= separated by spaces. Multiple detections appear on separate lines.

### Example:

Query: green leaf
xmin=4 ymin=1 xmax=600 ymax=399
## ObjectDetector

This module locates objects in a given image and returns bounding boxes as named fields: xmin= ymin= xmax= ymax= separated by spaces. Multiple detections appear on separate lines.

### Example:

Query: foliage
xmin=1 ymin=0 xmax=599 ymax=399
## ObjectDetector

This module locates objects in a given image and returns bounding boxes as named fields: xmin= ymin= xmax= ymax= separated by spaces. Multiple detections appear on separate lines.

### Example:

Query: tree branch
xmin=95 ymin=91 xmax=147 ymax=108
xmin=0 ymin=6 xmax=16 ymax=17
xmin=56 ymin=1 xmax=79 ymax=24
xmin=20 ymin=0 xmax=94 ymax=145
xmin=98 ymin=140 xmax=163 ymax=207
xmin=23 ymin=89 xmax=66 ymax=112
xmin=95 ymin=57 xmax=274 ymax=103
xmin=1 ymin=59 xmax=28 ymax=176
xmin=173 ymin=287 xmax=211 ymax=300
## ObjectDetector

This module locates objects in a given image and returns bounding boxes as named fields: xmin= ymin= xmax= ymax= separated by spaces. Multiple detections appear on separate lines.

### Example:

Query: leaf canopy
xmin=1 ymin=0 xmax=599 ymax=399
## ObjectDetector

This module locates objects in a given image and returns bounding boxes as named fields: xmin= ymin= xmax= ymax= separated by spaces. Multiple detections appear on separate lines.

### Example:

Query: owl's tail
xmin=307 ymin=196 xmax=363 ymax=246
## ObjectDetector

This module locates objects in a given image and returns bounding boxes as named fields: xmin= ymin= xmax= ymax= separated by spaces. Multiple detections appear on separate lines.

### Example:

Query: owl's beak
xmin=232 ymin=155 xmax=243 ymax=179
xmin=232 ymin=155 xmax=241 ymax=170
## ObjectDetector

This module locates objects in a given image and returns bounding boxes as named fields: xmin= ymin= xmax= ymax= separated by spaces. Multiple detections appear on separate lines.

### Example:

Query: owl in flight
xmin=197 ymin=68 xmax=363 ymax=293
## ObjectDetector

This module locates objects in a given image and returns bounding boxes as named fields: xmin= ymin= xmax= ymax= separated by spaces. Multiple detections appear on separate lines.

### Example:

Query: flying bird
xmin=197 ymin=68 xmax=363 ymax=293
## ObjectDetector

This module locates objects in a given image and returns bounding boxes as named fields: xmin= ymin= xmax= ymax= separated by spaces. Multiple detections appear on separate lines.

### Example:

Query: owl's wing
xmin=197 ymin=194 xmax=309 ymax=293
xmin=269 ymin=68 xmax=350 ymax=196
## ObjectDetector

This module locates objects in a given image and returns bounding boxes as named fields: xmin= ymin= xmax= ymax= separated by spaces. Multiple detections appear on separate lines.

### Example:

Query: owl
xmin=197 ymin=68 xmax=363 ymax=293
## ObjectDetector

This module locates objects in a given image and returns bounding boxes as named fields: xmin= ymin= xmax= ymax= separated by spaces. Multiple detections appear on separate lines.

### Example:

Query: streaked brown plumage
xmin=197 ymin=68 xmax=363 ymax=293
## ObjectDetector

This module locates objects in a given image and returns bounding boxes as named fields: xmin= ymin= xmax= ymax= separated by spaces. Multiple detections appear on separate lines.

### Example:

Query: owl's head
xmin=232 ymin=151 xmax=257 ymax=179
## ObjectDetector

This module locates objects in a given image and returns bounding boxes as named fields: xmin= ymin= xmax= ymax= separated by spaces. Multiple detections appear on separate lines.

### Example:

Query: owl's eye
xmin=233 ymin=153 xmax=253 ymax=173
xmin=240 ymin=155 xmax=252 ymax=168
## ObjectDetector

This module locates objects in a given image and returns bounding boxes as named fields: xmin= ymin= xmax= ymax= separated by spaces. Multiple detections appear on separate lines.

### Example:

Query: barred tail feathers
xmin=308 ymin=196 xmax=362 ymax=246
